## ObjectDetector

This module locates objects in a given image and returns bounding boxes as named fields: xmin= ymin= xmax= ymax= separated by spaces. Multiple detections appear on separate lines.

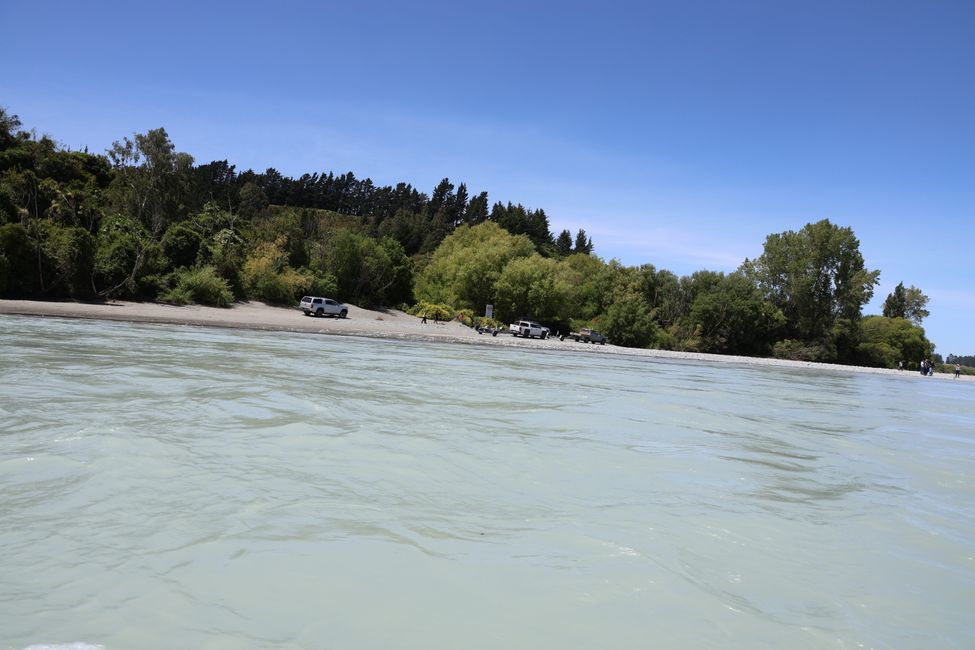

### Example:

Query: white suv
xmin=509 ymin=320 xmax=548 ymax=339
xmin=299 ymin=296 xmax=348 ymax=318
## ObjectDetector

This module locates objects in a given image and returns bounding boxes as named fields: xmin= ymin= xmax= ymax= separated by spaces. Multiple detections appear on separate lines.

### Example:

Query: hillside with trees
xmin=0 ymin=107 xmax=942 ymax=369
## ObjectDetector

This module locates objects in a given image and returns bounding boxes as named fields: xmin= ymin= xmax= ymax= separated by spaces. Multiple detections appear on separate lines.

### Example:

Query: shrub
xmin=654 ymin=328 xmax=678 ymax=350
xmin=160 ymin=266 xmax=233 ymax=307
xmin=857 ymin=341 xmax=898 ymax=368
xmin=772 ymin=339 xmax=834 ymax=362
xmin=407 ymin=301 xmax=455 ymax=321
xmin=159 ymin=284 xmax=192 ymax=305
xmin=474 ymin=316 xmax=505 ymax=330
xmin=255 ymin=267 xmax=314 ymax=304
xmin=456 ymin=308 xmax=475 ymax=326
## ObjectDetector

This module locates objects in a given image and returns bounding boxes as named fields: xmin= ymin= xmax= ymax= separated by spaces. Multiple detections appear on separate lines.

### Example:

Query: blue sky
xmin=3 ymin=0 xmax=973 ymax=354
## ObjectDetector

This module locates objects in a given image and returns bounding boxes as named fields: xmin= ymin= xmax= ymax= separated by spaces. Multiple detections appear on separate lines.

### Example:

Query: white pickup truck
xmin=299 ymin=296 xmax=348 ymax=318
xmin=509 ymin=320 xmax=548 ymax=339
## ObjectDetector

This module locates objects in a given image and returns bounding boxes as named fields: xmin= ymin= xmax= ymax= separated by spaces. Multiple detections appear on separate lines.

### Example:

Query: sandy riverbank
xmin=1 ymin=298 xmax=968 ymax=381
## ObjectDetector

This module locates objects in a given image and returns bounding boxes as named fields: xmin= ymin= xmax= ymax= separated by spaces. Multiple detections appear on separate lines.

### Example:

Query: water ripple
xmin=2 ymin=315 xmax=975 ymax=649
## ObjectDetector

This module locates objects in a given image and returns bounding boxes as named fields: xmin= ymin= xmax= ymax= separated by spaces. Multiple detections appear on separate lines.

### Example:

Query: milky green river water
xmin=1 ymin=315 xmax=974 ymax=650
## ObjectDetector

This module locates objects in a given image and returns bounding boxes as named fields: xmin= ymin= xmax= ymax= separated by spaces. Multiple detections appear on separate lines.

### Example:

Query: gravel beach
xmin=1 ymin=298 xmax=967 ymax=381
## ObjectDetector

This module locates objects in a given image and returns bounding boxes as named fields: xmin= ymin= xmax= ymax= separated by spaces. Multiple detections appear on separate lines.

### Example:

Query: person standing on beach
xmin=421 ymin=314 xmax=427 ymax=324
xmin=955 ymin=363 xmax=961 ymax=379
xmin=920 ymin=359 xmax=927 ymax=376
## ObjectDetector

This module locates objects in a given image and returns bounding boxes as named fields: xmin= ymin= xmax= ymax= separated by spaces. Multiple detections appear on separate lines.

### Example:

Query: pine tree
xmin=465 ymin=192 xmax=489 ymax=225
xmin=555 ymin=229 xmax=573 ymax=256
xmin=574 ymin=228 xmax=592 ymax=254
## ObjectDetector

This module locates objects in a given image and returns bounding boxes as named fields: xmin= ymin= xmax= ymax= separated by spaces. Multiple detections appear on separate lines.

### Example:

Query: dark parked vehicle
xmin=561 ymin=327 xmax=607 ymax=344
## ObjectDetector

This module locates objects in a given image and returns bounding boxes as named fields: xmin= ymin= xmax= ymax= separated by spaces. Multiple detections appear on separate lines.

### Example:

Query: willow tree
xmin=741 ymin=219 xmax=879 ymax=360
xmin=493 ymin=254 xmax=571 ymax=326
xmin=415 ymin=221 xmax=534 ymax=310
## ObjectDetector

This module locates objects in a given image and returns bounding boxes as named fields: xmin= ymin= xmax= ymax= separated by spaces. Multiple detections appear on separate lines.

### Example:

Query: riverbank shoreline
xmin=1 ymin=298 xmax=968 ymax=381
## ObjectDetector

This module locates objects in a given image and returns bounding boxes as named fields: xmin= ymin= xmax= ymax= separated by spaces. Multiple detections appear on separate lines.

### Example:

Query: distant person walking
xmin=955 ymin=363 xmax=962 ymax=379
xmin=898 ymin=361 xmax=904 ymax=371
xmin=421 ymin=313 xmax=427 ymax=324
xmin=920 ymin=359 xmax=927 ymax=376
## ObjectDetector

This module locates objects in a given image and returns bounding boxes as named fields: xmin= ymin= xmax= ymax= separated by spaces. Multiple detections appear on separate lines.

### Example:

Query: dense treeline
xmin=0 ymin=109 xmax=587 ymax=305
xmin=0 ymin=108 xmax=950 ymax=369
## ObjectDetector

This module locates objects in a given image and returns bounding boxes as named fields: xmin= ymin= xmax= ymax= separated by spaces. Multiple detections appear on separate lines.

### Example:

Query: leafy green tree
xmin=189 ymin=202 xmax=248 ymax=296
xmin=187 ymin=160 xmax=238 ymax=215
xmin=161 ymin=221 xmax=205 ymax=269
xmin=882 ymin=282 xmax=929 ymax=325
xmin=207 ymin=227 xmax=246 ymax=298
xmin=377 ymin=208 xmax=427 ymax=255
xmin=605 ymin=291 xmax=657 ymax=348
xmin=0 ymin=114 xmax=111 ymax=239
xmin=106 ymin=128 xmax=193 ymax=238
xmin=189 ymin=201 xmax=237 ymax=238
xmin=421 ymin=209 xmax=452 ymax=253
xmin=493 ymin=255 xmax=571 ymax=326
xmin=242 ymin=236 xmax=315 ymax=304
xmin=251 ymin=207 xmax=308 ymax=267
xmin=38 ymin=223 xmax=95 ymax=297
xmin=93 ymin=214 xmax=155 ymax=297
xmin=45 ymin=176 xmax=106 ymax=232
xmin=741 ymin=219 xmax=880 ymax=359
xmin=0 ymin=107 xmax=23 ymax=149
xmin=237 ymin=181 xmax=269 ymax=222
xmin=0 ymin=223 xmax=38 ymax=294
xmin=557 ymin=252 xmax=613 ymax=320
xmin=378 ymin=237 xmax=413 ymax=304
xmin=318 ymin=230 xmax=412 ymax=305
xmin=0 ymin=183 xmax=18 ymax=224
xmin=633 ymin=265 xmax=686 ymax=327
xmin=881 ymin=282 xmax=906 ymax=320
xmin=415 ymin=222 xmax=534 ymax=309
xmin=687 ymin=272 xmax=784 ymax=355
xmin=858 ymin=316 xmax=933 ymax=368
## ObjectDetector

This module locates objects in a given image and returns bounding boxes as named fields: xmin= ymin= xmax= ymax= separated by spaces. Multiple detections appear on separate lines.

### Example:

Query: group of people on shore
xmin=898 ymin=359 xmax=964 ymax=379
